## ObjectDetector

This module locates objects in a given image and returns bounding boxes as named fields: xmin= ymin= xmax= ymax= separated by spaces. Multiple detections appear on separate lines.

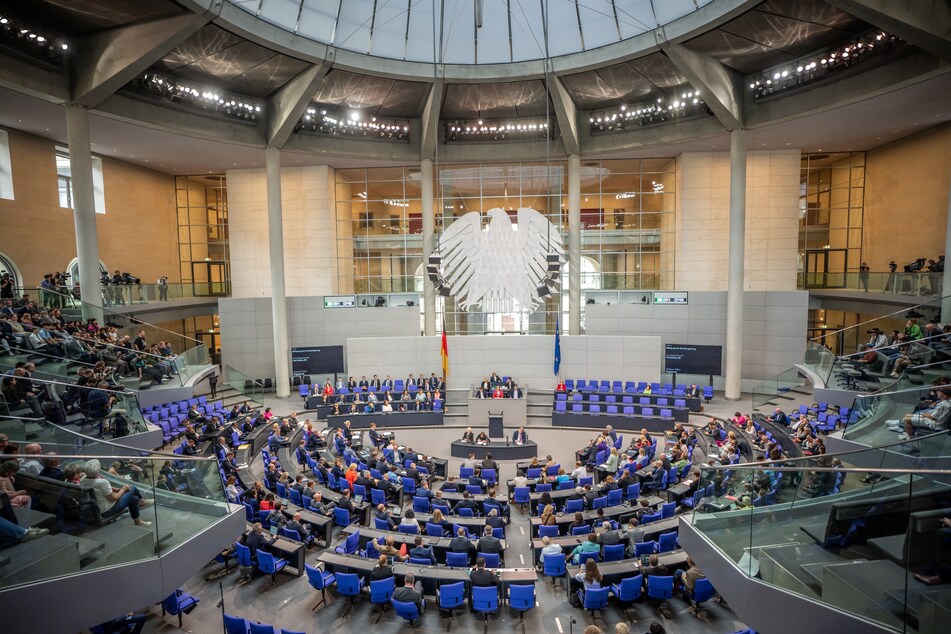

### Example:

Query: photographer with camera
xmin=885 ymin=261 xmax=898 ymax=293
xmin=0 ymin=272 xmax=13 ymax=300
xmin=157 ymin=276 xmax=168 ymax=301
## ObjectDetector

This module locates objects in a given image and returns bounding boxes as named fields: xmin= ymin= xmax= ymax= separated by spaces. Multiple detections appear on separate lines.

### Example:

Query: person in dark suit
xmin=375 ymin=504 xmax=397 ymax=530
xmin=481 ymin=453 xmax=499 ymax=472
xmin=474 ymin=387 xmax=486 ymax=398
xmin=485 ymin=508 xmax=507 ymax=530
xmin=370 ymin=554 xmax=394 ymax=581
xmin=597 ymin=521 xmax=621 ymax=546
xmin=462 ymin=427 xmax=475 ymax=443
xmin=336 ymin=489 xmax=356 ymax=516
xmin=347 ymin=377 xmax=357 ymax=390
xmin=359 ymin=376 xmax=370 ymax=389
xmin=368 ymin=422 xmax=383 ymax=448
xmin=468 ymin=558 xmax=500 ymax=607
xmin=408 ymin=536 xmax=436 ymax=564
xmin=582 ymin=484 xmax=599 ymax=509
xmin=512 ymin=427 xmax=528 ymax=444
xmin=392 ymin=573 xmax=425 ymax=613
xmin=476 ymin=525 xmax=504 ymax=563
xmin=453 ymin=491 xmax=481 ymax=515
xmin=244 ymin=522 xmax=273 ymax=555
xmin=405 ymin=464 xmax=421 ymax=484
xmin=640 ymin=554 xmax=669 ymax=589
xmin=285 ymin=512 xmax=311 ymax=541
xmin=449 ymin=526 xmax=477 ymax=564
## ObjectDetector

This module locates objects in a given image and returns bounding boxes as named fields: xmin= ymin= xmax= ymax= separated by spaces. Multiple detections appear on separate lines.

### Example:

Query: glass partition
xmin=802 ymin=340 xmax=837 ymax=385
xmin=222 ymin=365 xmax=264 ymax=403
xmin=751 ymin=368 xmax=806 ymax=410
xmin=0 ymin=440 xmax=230 ymax=590
xmin=843 ymin=385 xmax=951 ymax=455
xmin=799 ymin=270 xmax=942 ymax=296
xmin=691 ymin=457 xmax=951 ymax=634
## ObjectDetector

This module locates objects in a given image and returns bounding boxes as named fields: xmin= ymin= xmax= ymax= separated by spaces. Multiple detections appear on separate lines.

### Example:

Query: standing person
xmin=885 ymin=260 xmax=897 ymax=292
xmin=859 ymin=262 xmax=870 ymax=292
xmin=208 ymin=371 xmax=218 ymax=399
xmin=157 ymin=276 xmax=169 ymax=301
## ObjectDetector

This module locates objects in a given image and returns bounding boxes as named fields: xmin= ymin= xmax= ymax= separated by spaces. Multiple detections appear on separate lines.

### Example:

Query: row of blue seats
xmin=565 ymin=379 xmax=713 ymax=398
xmin=558 ymin=392 xmax=690 ymax=407
xmin=334 ymin=529 xmax=505 ymax=566
xmin=556 ymin=401 xmax=676 ymax=418
xmin=299 ymin=381 xmax=445 ymax=397
xmin=224 ymin=613 xmax=302 ymax=634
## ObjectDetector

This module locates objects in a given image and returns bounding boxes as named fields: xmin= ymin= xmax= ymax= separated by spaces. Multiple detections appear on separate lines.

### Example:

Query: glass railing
xmin=802 ymin=340 xmax=837 ymax=385
xmin=798 ymin=270 xmax=943 ymax=296
xmin=223 ymin=365 xmax=264 ymax=403
xmin=0 ymin=376 xmax=149 ymax=437
xmin=691 ymin=452 xmax=951 ymax=634
xmin=842 ymin=385 xmax=951 ymax=454
xmin=0 ymin=430 xmax=230 ymax=590
xmin=11 ymin=287 xmax=212 ymax=387
xmin=751 ymin=367 xmax=806 ymax=410
xmin=17 ymin=281 xmax=230 ymax=310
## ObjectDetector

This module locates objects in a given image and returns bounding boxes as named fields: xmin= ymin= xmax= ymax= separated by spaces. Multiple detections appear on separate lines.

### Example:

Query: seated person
xmin=370 ymin=554 xmax=394 ymax=581
xmin=476 ymin=525 xmax=504 ymax=564
xmin=81 ymin=459 xmax=153 ymax=527
xmin=408 ymin=535 xmax=436 ymax=564
xmin=392 ymin=573 xmax=425 ymax=613
xmin=468 ymin=557 xmax=500 ymax=607
xmin=640 ymin=554 xmax=669 ymax=588
xmin=894 ymin=388 xmax=951 ymax=439
xmin=475 ymin=431 xmax=489 ymax=445
xmin=539 ymin=535 xmax=563 ymax=565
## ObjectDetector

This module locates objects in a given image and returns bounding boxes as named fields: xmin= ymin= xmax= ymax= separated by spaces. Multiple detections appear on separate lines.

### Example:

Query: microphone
xmin=569 ymin=617 xmax=577 ymax=634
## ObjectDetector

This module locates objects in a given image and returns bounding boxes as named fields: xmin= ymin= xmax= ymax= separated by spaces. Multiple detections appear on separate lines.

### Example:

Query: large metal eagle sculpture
xmin=435 ymin=207 xmax=563 ymax=313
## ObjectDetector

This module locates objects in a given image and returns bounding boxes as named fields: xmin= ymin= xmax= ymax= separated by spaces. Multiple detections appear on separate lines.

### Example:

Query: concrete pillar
xmin=567 ymin=153 xmax=581 ymax=335
xmin=421 ymin=158 xmax=436 ymax=336
xmin=725 ymin=129 xmax=748 ymax=400
xmin=64 ymin=104 xmax=103 ymax=322
xmin=266 ymin=147 xmax=291 ymax=398
xmin=942 ymin=177 xmax=951 ymax=321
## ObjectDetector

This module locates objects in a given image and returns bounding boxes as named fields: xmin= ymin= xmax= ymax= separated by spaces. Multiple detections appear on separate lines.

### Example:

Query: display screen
xmin=664 ymin=343 xmax=722 ymax=376
xmin=291 ymin=346 xmax=345 ymax=377
xmin=653 ymin=291 xmax=688 ymax=304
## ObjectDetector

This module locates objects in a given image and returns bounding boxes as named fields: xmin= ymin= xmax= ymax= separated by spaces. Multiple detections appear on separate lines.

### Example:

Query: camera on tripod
xmin=904 ymin=258 xmax=926 ymax=273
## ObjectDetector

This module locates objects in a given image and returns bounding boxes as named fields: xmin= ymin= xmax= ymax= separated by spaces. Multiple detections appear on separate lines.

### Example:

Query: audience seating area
xmin=141 ymin=396 xmax=229 ymax=446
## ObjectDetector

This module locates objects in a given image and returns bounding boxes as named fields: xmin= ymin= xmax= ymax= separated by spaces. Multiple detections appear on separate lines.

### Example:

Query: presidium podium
xmin=450 ymin=386 xmax=536 ymax=460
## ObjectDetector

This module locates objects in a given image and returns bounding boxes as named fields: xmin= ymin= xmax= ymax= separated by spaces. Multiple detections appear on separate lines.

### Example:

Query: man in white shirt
xmin=539 ymin=536 xmax=563 ymax=565
xmin=867 ymin=328 xmax=888 ymax=349
xmin=895 ymin=388 xmax=951 ymax=439
xmin=570 ymin=461 xmax=587 ymax=480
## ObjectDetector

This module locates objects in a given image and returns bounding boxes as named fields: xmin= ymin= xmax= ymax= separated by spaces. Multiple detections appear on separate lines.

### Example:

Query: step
xmin=81 ymin=522 xmax=170 ymax=570
xmin=800 ymin=559 xmax=868 ymax=589
xmin=0 ymin=533 xmax=81 ymax=589
xmin=757 ymin=542 xmax=850 ymax=598
xmin=12 ymin=507 xmax=57 ymax=530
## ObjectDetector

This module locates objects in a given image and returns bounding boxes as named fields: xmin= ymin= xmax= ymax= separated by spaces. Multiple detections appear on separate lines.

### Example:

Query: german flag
xmin=440 ymin=317 xmax=449 ymax=378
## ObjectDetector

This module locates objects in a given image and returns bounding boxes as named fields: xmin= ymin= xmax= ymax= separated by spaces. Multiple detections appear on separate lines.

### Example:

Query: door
xmin=804 ymin=249 xmax=848 ymax=289
xmin=190 ymin=261 xmax=228 ymax=296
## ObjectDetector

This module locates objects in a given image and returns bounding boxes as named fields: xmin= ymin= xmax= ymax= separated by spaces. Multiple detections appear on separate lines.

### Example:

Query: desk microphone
xmin=569 ymin=617 xmax=577 ymax=634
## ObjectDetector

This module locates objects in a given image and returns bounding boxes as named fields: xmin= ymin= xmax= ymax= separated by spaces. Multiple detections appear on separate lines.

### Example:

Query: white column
xmin=65 ymin=104 xmax=103 ymax=321
xmin=942 ymin=177 xmax=951 ymax=321
xmin=567 ymin=153 xmax=581 ymax=335
xmin=725 ymin=129 xmax=748 ymax=400
xmin=266 ymin=147 xmax=290 ymax=398
xmin=421 ymin=158 xmax=436 ymax=336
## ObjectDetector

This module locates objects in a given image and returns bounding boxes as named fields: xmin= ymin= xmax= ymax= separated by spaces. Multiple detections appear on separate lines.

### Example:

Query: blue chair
xmin=235 ymin=542 xmax=255 ymax=571
xmin=535 ymin=483 xmax=552 ymax=493
xmin=703 ymin=386 xmax=714 ymax=402
xmin=160 ymin=589 xmax=200 ymax=627
xmin=685 ymin=578 xmax=716 ymax=616
xmin=564 ymin=498 xmax=584 ymax=514
xmin=634 ymin=541 xmax=656 ymax=557
xmin=305 ymin=563 xmax=336 ymax=610
xmin=446 ymin=551 xmax=470 ymax=567
xmin=280 ymin=630 xmax=306 ymax=634
xmin=249 ymin=624 xmax=275 ymax=634
xmin=607 ymin=489 xmax=623 ymax=506
xmin=335 ymin=572 xmax=364 ymax=616
xmin=409 ymin=556 xmax=433 ymax=565
xmin=578 ymin=476 xmax=594 ymax=487
xmin=661 ymin=502 xmax=676 ymax=518
xmin=603 ymin=543 xmax=626 ymax=562
xmin=509 ymin=583 xmax=535 ymax=621
xmin=466 ymin=484 xmax=482 ymax=496
xmin=626 ymin=483 xmax=641 ymax=500
xmin=438 ymin=581 xmax=466 ymax=627
xmin=578 ymin=551 xmax=599 ymax=565
xmin=369 ymin=576 xmax=396 ymax=622
xmin=223 ymin=614 xmax=249 ymax=634
xmin=398 ymin=523 xmax=420 ymax=535
xmin=647 ymin=575 xmax=674 ymax=606
xmin=641 ymin=511 xmax=662 ymax=524
xmin=526 ymin=467 xmax=543 ymax=479
xmin=482 ymin=468 xmax=497 ymax=485
xmin=478 ymin=552 xmax=501 ymax=568
xmin=257 ymin=550 xmax=287 ymax=586
xmin=375 ymin=517 xmax=392 ymax=530
xmin=571 ymin=525 xmax=591 ymax=536
xmin=513 ymin=486 xmax=531 ymax=509
xmin=335 ymin=530 xmax=361 ymax=555
xmin=472 ymin=585 xmax=499 ymax=630
xmin=611 ymin=574 xmax=643 ymax=608
xmin=371 ymin=488 xmax=386 ymax=507
xmin=658 ymin=531 xmax=678 ymax=552
xmin=592 ymin=495 xmax=608 ymax=509
xmin=460 ymin=467 xmax=474 ymax=479
xmin=333 ymin=507 xmax=352 ymax=527
xmin=288 ymin=489 xmax=303 ymax=507
xmin=401 ymin=477 xmax=416 ymax=496
xmin=392 ymin=599 xmax=422 ymax=627
xmin=543 ymin=554 xmax=566 ymax=586
xmin=353 ymin=484 xmax=367 ymax=500
xmin=413 ymin=496 xmax=431 ymax=513
xmin=425 ymin=522 xmax=444 ymax=537
xmin=579 ymin=586 xmax=609 ymax=616
xmin=457 ymin=507 xmax=475 ymax=517
xmin=539 ymin=524 xmax=559 ymax=538
xmin=483 ymin=502 xmax=501 ymax=517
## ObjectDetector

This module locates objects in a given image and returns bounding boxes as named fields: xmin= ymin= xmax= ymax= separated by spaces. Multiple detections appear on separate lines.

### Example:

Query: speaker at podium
xmin=488 ymin=414 xmax=504 ymax=439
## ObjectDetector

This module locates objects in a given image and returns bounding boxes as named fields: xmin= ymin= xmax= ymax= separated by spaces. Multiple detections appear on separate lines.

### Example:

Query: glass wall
xmin=334 ymin=159 xmax=676 ymax=335
xmin=799 ymin=152 xmax=866 ymax=288
xmin=175 ymin=175 xmax=230 ymax=295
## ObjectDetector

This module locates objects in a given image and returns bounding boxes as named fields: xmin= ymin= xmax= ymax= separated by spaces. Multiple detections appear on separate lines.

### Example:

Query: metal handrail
xmin=836 ymin=331 xmax=948 ymax=360
xmin=808 ymin=294 xmax=945 ymax=343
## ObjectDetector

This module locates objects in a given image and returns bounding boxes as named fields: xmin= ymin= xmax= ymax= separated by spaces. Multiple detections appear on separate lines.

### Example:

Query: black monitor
xmin=663 ymin=343 xmax=723 ymax=376
xmin=291 ymin=346 xmax=345 ymax=377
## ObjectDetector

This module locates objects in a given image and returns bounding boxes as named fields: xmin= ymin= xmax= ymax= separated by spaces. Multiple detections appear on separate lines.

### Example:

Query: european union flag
xmin=554 ymin=317 xmax=561 ymax=376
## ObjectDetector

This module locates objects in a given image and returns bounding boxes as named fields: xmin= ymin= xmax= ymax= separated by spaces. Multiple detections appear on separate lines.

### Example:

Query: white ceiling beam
xmin=420 ymin=78 xmax=444 ymax=161
xmin=266 ymin=58 xmax=334 ymax=149
xmin=548 ymin=74 xmax=580 ymax=156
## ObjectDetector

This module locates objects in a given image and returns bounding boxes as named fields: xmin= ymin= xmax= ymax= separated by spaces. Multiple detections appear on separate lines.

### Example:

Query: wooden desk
xmin=529 ymin=516 xmax=680 ymax=564
xmin=529 ymin=504 xmax=641 ymax=537
xmin=564 ymin=550 xmax=689 ymax=599
xmin=339 ymin=525 xmax=507 ymax=564
xmin=280 ymin=506 xmax=333 ymax=547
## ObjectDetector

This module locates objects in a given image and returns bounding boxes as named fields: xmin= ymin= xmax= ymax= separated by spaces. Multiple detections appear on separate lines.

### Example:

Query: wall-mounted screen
xmin=664 ymin=343 xmax=722 ymax=376
xmin=291 ymin=346 xmax=345 ymax=377
xmin=654 ymin=291 xmax=688 ymax=304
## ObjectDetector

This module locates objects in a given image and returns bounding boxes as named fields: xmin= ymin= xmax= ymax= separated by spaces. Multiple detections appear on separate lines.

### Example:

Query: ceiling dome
xmin=229 ymin=0 xmax=717 ymax=65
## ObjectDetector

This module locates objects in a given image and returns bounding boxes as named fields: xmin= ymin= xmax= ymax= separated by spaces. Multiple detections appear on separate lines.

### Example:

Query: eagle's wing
xmin=513 ymin=207 xmax=563 ymax=308
xmin=438 ymin=211 xmax=484 ymax=309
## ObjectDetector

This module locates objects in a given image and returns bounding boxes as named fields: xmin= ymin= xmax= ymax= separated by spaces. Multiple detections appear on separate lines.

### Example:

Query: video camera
xmin=904 ymin=258 xmax=926 ymax=273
